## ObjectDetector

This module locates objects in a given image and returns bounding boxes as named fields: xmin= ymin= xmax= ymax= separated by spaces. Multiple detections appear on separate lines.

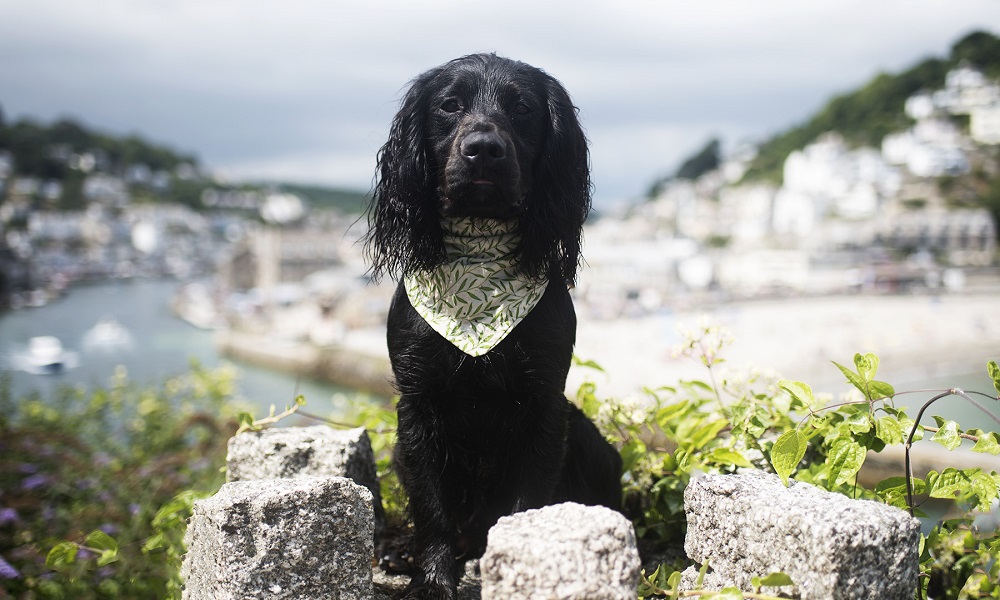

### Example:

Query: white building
xmin=781 ymin=134 xmax=899 ymax=222
xmin=934 ymin=65 xmax=1000 ymax=115
xmin=917 ymin=64 xmax=1000 ymax=146
xmin=717 ymin=184 xmax=775 ymax=245
xmin=970 ymin=104 xmax=1000 ymax=145
xmin=82 ymin=174 xmax=130 ymax=205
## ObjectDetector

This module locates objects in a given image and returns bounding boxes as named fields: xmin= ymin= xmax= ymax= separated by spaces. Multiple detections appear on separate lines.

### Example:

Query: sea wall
xmin=214 ymin=328 xmax=394 ymax=398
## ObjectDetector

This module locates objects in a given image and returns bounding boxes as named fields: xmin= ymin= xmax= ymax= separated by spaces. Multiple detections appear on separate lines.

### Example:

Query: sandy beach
xmin=569 ymin=294 xmax=1000 ymax=400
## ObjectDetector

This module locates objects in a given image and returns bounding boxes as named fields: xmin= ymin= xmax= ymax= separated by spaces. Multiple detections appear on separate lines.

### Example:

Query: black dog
xmin=365 ymin=53 xmax=622 ymax=599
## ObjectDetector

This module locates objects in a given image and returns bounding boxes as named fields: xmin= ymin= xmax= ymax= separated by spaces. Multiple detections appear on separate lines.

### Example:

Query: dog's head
xmin=365 ymin=53 xmax=591 ymax=285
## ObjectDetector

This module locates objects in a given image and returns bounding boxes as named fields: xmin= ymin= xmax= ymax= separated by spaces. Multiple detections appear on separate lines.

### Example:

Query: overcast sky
xmin=2 ymin=1 xmax=998 ymax=208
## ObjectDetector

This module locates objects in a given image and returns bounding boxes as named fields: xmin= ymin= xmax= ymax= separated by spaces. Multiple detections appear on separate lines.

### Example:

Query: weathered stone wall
xmin=181 ymin=477 xmax=374 ymax=599
xmin=181 ymin=427 xmax=924 ymax=599
xmin=480 ymin=502 xmax=641 ymax=599
xmin=681 ymin=470 xmax=921 ymax=600
xmin=226 ymin=425 xmax=385 ymax=536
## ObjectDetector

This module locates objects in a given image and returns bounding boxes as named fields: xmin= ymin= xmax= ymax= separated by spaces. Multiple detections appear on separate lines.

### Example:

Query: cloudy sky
xmin=2 ymin=1 xmax=998 ymax=208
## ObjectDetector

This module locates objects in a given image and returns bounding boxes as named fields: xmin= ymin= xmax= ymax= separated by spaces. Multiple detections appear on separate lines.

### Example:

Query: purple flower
xmin=0 ymin=508 xmax=17 ymax=526
xmin=21 ymin=474 xmax=49 ymax=491
xmin=0 ymin=556 xmax=20 ymax=579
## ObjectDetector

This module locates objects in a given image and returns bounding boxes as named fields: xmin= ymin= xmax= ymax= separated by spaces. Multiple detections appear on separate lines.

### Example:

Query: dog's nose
xmin=460 ymin=131 xmax=506 ymax=166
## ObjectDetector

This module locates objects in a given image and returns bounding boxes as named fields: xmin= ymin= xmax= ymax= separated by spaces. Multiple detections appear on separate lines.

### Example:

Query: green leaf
xmin=845 ymin=411 xmax=873 ymax=434
xmin=854 ymin=352 xmax=879 ymax=380
xmin=46 ymin=542 xmax=79 ymax=571
xmin=620 ymin=439 xmax=648 ymax=473
xmin=876 ymin=476 xmax=926 ymax=496
xmin=828 ymin=438 xmax=866 ymax=486
xmin=142 ymin=533 xmax=167 ymax=553
xmin=931 ymin=420 xmax=963 ymax=450
xmin=875 ymin=416 xmax=904 ymax=445
xmin=97 ymin=549 xmax=119 ymax=567
xmin=696 ymin=559 xmax=710 ymax=588
xmin=687 ymin=419 xmax=729 ymax=450
xmin=779 ymin=380 xmax=815 ymax=405
xmin=875 ymin=476 xmax=925 ymax=509
xmin=572 ymin=356 xmax=606 ymax=373
xmin=236 ymin=411 xmax=257 ymax=433
xmin=655 ymin=401 xmax=691 ymax=430
xmin=707 ymin=448 xmax=754 ymax=469
xmin=646 ymin=565 xmax=667 ymax=588
xmin=667 ymin=570 xmax=682 ymax=597
xmin=927 ymin=468 xmax=974 ymax=499
xmin=867 ymin=380 xmax=895 ymax=400
xmin=757 ymin=572 xmax=795 ymax=588
xmin=84 ymin=530 xmax=118 ymax=553
xmin=704 ymin=588 xmax=744 ymax=599
xmin=833 ymin=360 xmax=867 ymax=394
xmin=970 ymin=430 xmax=1000 ymax=455
xmin=771 ymin=430 xmax=808 ymax=485
xmin=988 ymin=360 xmax=1000 ymax=396
xmin=970 ymin=471 xmax=999 ymax=512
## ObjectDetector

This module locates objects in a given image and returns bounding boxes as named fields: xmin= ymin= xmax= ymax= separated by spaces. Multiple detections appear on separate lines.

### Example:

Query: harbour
xmin=2 ymin=276 xmax=996 ymax=432
xmin=0 ymin=277 xmax=383 ymax=419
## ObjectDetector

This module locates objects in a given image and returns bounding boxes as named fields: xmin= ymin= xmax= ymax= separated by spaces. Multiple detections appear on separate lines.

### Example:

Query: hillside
xmin=740 ymin=30 xmax=1000 ymax=183
xmin=0 ymin=113 xmax=367 ymax=214
xmin=275 ymin=183 xmax=368 ymax=215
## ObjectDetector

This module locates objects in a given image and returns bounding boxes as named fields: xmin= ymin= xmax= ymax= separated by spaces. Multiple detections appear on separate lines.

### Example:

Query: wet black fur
xmin=365 ymin=54 xmax=622 ymax=599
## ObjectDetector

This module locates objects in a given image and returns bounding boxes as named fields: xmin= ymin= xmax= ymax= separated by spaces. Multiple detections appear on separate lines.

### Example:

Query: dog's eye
xmin=440 ymin=99 xmax=461 ymax=113
xmin=513 ymin=102 xmax=531 ymax=115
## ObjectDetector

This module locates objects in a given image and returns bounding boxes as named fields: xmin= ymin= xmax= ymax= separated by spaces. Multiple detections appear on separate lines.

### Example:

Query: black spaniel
xmin=365 ymin=53 xmax=622 ymax=599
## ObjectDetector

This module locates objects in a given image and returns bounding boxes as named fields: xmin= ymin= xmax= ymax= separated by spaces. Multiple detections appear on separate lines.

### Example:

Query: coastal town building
xmin=600 ymin=64 xmax=999 ymax=306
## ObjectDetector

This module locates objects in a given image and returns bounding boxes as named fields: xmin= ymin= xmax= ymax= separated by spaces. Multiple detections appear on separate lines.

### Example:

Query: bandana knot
xmin=404 ymin=217 xmax=548 ymax=356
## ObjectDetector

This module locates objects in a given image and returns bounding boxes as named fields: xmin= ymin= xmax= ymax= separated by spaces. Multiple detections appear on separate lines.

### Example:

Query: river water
xmin=0 ymin=278 xmax=367 ymax=420
xmin=1 ymin=278 xmax=997 ymax=433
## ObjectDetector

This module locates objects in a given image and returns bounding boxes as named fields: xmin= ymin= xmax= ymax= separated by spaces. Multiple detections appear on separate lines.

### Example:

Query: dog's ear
xmin=365 ymin=69 xmax=445 ymax=282
xmin=518 ymin=74 xmax=592 ymax=286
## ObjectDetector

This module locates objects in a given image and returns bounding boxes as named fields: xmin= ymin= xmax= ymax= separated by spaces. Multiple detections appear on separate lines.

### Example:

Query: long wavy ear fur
xmin=517 ymin=71 xmax=592 ymax=287
xmin=364 ymin=68 xmax=446 ymax=282
xmin=366 ymin=56 xmax=591 ymax=286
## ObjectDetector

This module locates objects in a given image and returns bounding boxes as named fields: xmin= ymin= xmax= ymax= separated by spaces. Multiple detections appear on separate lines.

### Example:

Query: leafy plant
xmin=6 ymin=319 xmax=998 ymax=599
xmin=576 ymin=320 xmax=1000 ymax=599
xmin=0 ymin=363 xmax=246 ymax=598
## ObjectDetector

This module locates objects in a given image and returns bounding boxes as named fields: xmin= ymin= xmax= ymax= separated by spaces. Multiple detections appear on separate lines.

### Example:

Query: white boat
xmin=82 ymin=316 xmax=133 ymax=350
xmin=172 ymin=283 xmax=225 ymax=330
xmin=15 ymin=336 xmax=80 ymax=374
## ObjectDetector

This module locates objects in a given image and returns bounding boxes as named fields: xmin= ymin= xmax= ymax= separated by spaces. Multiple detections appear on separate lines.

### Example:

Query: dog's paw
xmin=379 ymin=546 xmax=414 ymax=574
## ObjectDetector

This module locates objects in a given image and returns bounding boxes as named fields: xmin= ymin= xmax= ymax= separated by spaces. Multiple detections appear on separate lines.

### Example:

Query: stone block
xmin=181 ymin=477 xmax=374 ymax=599
xmin=226 ymin=425 xmax=384 ymax=531
xmin=480 ymin=502 xmax=640 ymax=600
xmin=681 ymin=470 xmax=920 ymax=600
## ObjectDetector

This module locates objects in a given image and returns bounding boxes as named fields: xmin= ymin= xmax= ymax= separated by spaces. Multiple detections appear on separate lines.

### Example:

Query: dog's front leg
xmin=395 ymin=395 xmax=462 ymax=600
xmin=508 ymin=392 xmax=570 ymax=514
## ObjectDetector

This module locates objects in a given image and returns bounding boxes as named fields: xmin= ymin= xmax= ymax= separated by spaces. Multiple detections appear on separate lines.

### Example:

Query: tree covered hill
xmin=0 ymin=111 xmax=367 ymax=215
xmin=1 ymin=115 xmax=199 ymax=181
xmin=740 ymin=30 xmax=1000 ymax=183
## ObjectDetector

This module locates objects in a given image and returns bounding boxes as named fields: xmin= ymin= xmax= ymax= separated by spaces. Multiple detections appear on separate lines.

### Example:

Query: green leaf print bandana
xmin=404 ymin=217 xmax=548 ymax=357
